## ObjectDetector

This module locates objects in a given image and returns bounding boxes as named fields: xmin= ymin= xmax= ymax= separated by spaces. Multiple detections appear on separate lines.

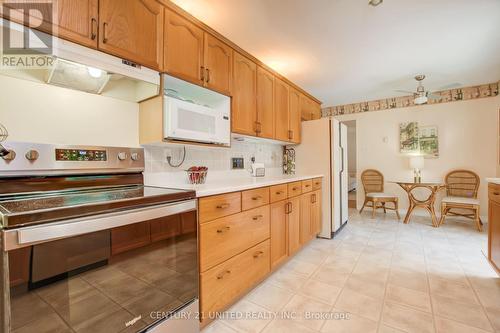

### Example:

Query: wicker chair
xmin=439 ymin=169 xmax=482 ymax=231
xmin=360 ymin=169 xmax=400 ymax=219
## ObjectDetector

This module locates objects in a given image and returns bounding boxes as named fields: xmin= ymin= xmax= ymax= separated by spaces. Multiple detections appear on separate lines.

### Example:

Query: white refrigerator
xmin=293 ymin=117 xmax=348 ymax=238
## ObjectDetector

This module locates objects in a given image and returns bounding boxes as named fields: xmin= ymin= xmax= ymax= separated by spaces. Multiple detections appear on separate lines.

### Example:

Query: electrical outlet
xmin=232 ymin=157 xmax=244 ymax=169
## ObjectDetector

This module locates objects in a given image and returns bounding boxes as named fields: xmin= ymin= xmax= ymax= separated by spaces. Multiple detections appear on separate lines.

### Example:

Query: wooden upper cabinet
xmin=2 ymin=0 xmax=99 ymax=49
xmin=274 ymin=78 xmax=290 ymax=142
xmin=99 ymin=0 xmax=164 ymax=70
xmin=301 ymin=95 xmax=321 ymax=121
xmin=204 ymin=33 xmax=232 ymax=95
xmin=256 ymin=66 xmax=275 ymax=139
xmin=55 ymin=0 xmax=98 ymax=48
xmin=232 ymin=51 xmax=257 ymax=136
xmin=164 ymin=7 xmax=204 ymax=84
xmin=289 ymin=88 xmax=301 ymax=144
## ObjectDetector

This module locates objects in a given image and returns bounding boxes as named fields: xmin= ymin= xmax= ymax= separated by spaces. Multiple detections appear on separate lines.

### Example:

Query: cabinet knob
xmin=252 ymin=215 xmax=263 ymax=221
xmin=216 ymin=270 xmax=231 ymax=280
xmin=251 ymin=195 xmax=262 ymax=201
xmin=216 ymin=226 xmax=230 ymax=233
xmin=216 ymin=203 xmax=230 ymax=209
xmin=253 ymin=251 xmax=264 ymax=258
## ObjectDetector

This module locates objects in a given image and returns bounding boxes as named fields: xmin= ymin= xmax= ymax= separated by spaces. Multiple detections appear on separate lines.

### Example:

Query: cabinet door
xmin=164 ymin=8 xmax=204 ymax=83
xmin=56 ymin=0 xmax=98 ymax=48
xmin=2 ymin=0 xmax=98 ymax=49
xmin=99 ymin=0 xmax=164 ymax=70
xmin=288 ymin=197 xmax=301 ymax=255
xmin=299 ymin=193 xmax=312 ymax=245
xmin=289 ymin=88 xmax=301 ymax=143
xmin=274 ymin=78 xmax=290 ymax=142
xmin=312 ymin=190 xmax=322 ymax=235
xmin=490 ymin=199 xmax=500 ymax=270
xmin=232 ymin=52 xmax=257 ymax=136
xmin=256 ymin=66 xmax=275 ymax=139
xmin=270 ymin=201 xmax=288 ymax=268
xmin=204 ymin=33 xmax=232 ymax=95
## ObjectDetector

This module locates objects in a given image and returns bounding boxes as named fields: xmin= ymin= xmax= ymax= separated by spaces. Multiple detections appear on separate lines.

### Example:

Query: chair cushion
xmin=366 ymin=192 xmax=397 ymax=198
xmin=442 ymin=196 xmax=480 ymax=205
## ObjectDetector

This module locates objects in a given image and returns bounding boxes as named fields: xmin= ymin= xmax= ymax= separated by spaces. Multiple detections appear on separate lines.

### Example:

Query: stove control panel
xmin=56 ymin=149 xmax=107 ymax=161
xmin=0 ymin=142 xmax=145 ymax=176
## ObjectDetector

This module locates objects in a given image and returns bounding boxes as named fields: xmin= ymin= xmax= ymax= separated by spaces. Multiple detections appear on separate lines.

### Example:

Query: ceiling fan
xmin=396 ymin=75 xmax=445 ymax=105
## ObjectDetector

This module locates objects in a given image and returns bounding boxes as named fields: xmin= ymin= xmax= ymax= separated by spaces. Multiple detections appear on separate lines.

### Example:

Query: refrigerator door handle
xmin=340 ymin=147 xmax=345 ymax=173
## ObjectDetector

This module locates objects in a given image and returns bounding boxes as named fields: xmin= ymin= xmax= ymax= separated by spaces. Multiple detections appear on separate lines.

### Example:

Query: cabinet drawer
xmin=312 ymin=177 xmax=322 ymax=190
xmin=199 ymin=192 xmax=242 ymax=223
xmin=200 ymin=205 xmax=270 ymax=272
xmin=270 ymin=184 xmax=288 ymax=203
xmin=288 ymin=181 xmax=302 ymax=198
xmin=242 ymin=187 xmax=270 ymax=211
xmin=489 ymin=183 xmax=500 ymax=204
xmin=302 ymin=179 xmax=313 ymax=193
xmin=200 ymin=240 xmax=270 ymax=318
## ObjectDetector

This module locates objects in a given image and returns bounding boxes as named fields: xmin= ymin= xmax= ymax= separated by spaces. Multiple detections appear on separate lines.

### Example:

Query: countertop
xmin=144 ymin=170 xmax=324 ymax=197
xmin=486 ymin=178 xmax=500 ymax=185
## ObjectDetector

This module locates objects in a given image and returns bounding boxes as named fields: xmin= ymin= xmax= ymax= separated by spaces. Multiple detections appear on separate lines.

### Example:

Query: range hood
xmin=0 ymin=19 xmax=160 ymax=102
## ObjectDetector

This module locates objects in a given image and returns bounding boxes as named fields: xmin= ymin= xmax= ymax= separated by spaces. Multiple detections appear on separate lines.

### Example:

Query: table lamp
xmin=409 ymin=155 xmax=424 ymax=183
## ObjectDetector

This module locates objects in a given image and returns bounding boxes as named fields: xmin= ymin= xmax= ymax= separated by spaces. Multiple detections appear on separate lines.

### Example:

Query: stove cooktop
xmin=0 ymin=185 xmax=196 ymax=228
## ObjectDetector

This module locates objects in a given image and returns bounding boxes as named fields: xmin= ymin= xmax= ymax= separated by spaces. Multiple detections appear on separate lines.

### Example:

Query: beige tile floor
xmin=203 ymin=209 xmax=500 ymax=333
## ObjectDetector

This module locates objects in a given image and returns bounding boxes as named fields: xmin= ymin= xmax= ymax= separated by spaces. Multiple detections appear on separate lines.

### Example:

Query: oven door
xmin=2 ymin=200 xmax=199 ymax=333
xmin=163 ymin=96 xmax=230 ymax=146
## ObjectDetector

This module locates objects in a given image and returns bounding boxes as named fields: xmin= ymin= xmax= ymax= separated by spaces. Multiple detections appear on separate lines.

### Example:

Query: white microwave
xmin=163 ymin=75 xmax=231 ymax=146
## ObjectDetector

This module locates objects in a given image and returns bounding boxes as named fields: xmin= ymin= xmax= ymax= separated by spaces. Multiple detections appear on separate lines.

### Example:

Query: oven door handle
xmin=3 ymin=199 xmax=197 ymax=251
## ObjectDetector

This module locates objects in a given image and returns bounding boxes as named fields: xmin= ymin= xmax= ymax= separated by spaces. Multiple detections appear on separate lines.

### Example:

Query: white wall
xmin=0 ymin=75 xmax=139 ymax=147
xmin=336 ymin=96 xmax=500 ymax=219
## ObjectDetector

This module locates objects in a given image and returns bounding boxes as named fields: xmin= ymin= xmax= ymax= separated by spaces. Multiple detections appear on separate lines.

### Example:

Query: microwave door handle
xmin=4 ymin=200 xmax=197 ymax=251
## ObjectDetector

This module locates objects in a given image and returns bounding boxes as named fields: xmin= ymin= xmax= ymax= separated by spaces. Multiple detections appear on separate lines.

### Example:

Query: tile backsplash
xmin=144 ymin=140 xmax=283 ymax=173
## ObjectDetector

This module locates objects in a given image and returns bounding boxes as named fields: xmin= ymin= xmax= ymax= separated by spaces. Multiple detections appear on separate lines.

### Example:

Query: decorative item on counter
xmin=409 ymin=155 xmax=424 ymax=183
xmin=186 ymin=166 xmax=208 ymax=184
xmin=283 ymin=147 xmax=296 ymax=175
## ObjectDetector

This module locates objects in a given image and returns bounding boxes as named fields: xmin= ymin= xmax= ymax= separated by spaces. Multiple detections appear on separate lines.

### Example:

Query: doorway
xmin=342 ymin=120 xmax=357 ymax=209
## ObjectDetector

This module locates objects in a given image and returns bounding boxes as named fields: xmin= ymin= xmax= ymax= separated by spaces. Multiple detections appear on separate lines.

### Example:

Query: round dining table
xmin=390 ymin=180 xmax=444 ymax=227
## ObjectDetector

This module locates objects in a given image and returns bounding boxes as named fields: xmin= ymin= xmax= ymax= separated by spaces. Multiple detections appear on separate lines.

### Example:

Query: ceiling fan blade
xmin=427 ymin=92 xmax=443 ymax=100
xmin=394 ymin=89 xmax=415 ymax=95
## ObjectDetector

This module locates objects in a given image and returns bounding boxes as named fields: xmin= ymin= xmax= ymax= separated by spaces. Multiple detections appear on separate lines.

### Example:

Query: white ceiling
xmin=172 ymin=0 xmax=500 ymax=106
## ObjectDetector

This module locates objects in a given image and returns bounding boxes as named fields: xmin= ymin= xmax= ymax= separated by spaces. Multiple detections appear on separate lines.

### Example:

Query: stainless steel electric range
xmin=0 ymin=142 xmax=199 ymax=333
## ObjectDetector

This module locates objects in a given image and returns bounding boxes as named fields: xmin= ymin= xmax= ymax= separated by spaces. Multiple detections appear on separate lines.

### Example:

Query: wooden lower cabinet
xmin=288 ymin=196 xmax=301 ymax=255
xmin=270 ymin=200 xmax=288 ymax=268
xmin=312 ymin=190 xmax=322 ymax=234
xmin=198 ymin=177 xmax=322 ymax=324
xmin=200 ymin=240 xmax=270 ymax=319
xmin=489 ymin=183 xmax=500 ymax=272
xmin=299 ymin=193 xmax=312 ymax=245
xmin=200 ymin=205 xmax=270 ymax=272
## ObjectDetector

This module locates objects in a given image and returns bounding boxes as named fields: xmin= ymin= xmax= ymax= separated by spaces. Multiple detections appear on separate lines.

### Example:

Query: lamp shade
xmin=409 ymin=155 xmax=424 ymax=169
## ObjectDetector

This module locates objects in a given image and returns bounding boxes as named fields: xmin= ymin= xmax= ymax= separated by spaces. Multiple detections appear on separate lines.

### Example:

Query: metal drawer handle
xmin=90 ymin=18 xmax=97 ymax=40
xmin=252 ymin=195 xmax=262 ymax=201
xmin=253 ymin=251 xmax=264 ymax=258
xmin=200 ymin=66 xmax=205 ymax=81
xmin=293 ymin=187 xmax=299 ymax=191
xmin=217 ymin=270 xmax=231 ymax=279
xmin=102 ymin=22 xmax=108 ymax=43
xmin=216 ymin=203 xmax=230 ymax=209
xmin=494 ymin=192 xmax=500 ymax=195
xmin=252 ymin=214 xmax=264 ymax=221
xmin=216 ymin=226 xmax=230 ymax=233
xmin=275 ymin=191 xmax=283 ymax=195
